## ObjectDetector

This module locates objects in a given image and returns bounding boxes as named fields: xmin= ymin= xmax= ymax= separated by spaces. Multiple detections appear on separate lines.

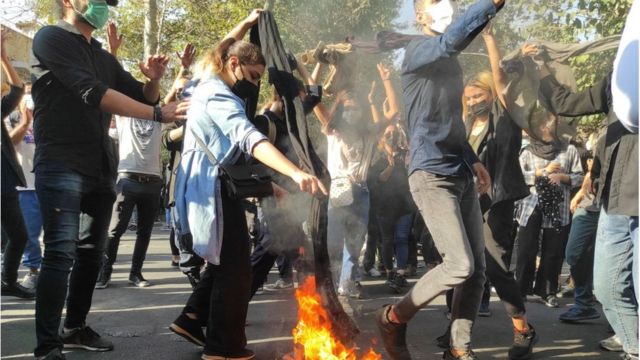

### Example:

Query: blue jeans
xmin=594 ymin=207 xmax=638 ymax=355
xmin=19 ymin=190 xmax=43 ymax=269
xmin=565 ymin=208 xmax=599 ymax=309
xmin=327 ymin=183 xmax=369 ymax=289
xmin=377 ymin=212 xmax=413 ymax=271
xmin=34 ymin=164 xmax=116 ymax=356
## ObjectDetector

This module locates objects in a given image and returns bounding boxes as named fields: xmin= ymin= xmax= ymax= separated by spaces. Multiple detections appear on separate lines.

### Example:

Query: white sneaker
xmin=365 ymin=268 xmax=382 ymax=277
xmin=20 ymin=272 xmax=38 ymax=290
xmin=264 ymin=279 xmax=294 ymax=291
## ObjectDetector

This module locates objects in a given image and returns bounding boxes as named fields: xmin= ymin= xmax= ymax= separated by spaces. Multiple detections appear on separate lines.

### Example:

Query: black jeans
xmin=515 ymin=207 xmax=570 ymax=298
xmin=1 ymin=190 xmax=29 ymax=284
xmin=104 ymin=175 xmax=162 ymax=274
xmin=484 ymin=201 xmax=526 ymax=317
xmin=34 ymin=164 xmax=115 ymax=356
xmin=182 ymin=192 xmax=252 ymax=356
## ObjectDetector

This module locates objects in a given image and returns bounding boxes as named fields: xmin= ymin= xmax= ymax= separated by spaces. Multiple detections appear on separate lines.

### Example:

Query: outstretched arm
xmin=224 ymin=9 xmax=262 ymax=41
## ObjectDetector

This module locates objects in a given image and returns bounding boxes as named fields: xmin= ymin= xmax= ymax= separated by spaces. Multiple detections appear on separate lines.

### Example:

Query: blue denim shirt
xmin=402 ymin=0 xmax=499 ymax=176
xmin=174 ymin=75 xmax=267 ymax=265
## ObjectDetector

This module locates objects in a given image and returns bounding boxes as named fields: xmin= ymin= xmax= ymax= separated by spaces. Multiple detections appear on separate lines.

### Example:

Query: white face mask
xmin=427 ymin=0 xmax=457 ymax=34
xmin=585 ymin=140 xmax=593 ymax=151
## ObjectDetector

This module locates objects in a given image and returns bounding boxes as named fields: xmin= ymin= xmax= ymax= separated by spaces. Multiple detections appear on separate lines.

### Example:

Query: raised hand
xmin=244 ymin=9 xmax=263 ymax=27
xmin=376 ymin=63 xmax=391 ymax=81
xmin=139 ymin=55 xmax=170 ymax=81
xmin=107 ymin=21 xmax=124 ymax=56
xmin=176 ymin=43 xmax=196 ymax=69
xmin=521 ymin=43 xmax=539 ymax=58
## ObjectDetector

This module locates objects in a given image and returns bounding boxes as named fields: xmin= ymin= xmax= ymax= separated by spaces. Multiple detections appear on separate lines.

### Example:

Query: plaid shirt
xmin=516 ymin=145 xmax=583 ymax=228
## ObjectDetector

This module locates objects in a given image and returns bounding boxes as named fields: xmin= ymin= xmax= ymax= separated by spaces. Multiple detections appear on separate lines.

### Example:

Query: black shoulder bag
xmin=190 ymin=129 xmax=274 ymax=200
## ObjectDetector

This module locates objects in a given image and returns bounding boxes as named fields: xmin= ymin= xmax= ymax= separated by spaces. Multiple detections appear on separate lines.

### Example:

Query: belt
xmin=120 ymin=172 xmax=161 ymax=183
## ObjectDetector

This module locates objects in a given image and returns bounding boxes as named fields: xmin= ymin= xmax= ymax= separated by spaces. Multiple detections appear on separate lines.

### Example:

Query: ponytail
xmin=195 ymin=38 xmax=265 ymax=80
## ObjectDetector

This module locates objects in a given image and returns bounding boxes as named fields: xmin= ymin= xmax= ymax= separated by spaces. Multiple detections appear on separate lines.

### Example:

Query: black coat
xmin=539 ymin=73 xmax=638 ymax=217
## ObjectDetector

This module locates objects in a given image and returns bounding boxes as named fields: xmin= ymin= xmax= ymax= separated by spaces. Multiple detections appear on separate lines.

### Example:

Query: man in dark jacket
xmin=537 ymin=64 xmax=638 ymax=360
xmin=30 ymin=1 xmax=187 ymax=358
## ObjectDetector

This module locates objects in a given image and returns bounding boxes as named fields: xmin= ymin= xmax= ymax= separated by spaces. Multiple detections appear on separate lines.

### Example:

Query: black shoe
xmin=61 ymin=326 xmax=113 ymax=352
xmin=375 ymin=304 xmax=411 ymax=360
xmin=202 ymin=348 xmax=255 ymax=359
xmin=435 ymin=326 xmax=451 ymax=349
xmin=35 ymin=348 xmax=66 ymax=360
xmin=388 ymin=273 xmax=408 ymax=294
xmin=169 ymin=313 xmax=205 ymax=347
xmin=94 ymin=268 xmax=111 ymax=289
xmin=508 ymin=324 xmax=538 ymax=360
xmin=443 ymin=350 xmax=478 ymax=359
xmin=1 ymin=281 xmax=35 ymax=299
xmin=129 ymin=273 xmax=151 ymax=287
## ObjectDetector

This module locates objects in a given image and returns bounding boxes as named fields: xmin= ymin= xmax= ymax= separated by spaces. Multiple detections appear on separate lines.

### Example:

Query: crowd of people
xmin=0 ymin=0 xmax=638 ymax=360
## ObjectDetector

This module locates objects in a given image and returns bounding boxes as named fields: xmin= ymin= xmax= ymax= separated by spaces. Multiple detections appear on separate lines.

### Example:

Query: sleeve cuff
xmin=243 ymin=128 xmax=269 ymax=155
xmin=84 ymin=83 xmax=110 ymax=107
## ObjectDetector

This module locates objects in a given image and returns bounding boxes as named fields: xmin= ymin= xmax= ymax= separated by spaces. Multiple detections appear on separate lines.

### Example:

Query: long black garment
xmin=250 ymin=11 xmax=359 ymax=341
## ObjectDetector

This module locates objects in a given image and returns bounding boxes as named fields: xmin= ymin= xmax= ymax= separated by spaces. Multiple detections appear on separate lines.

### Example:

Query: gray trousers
xmin=394 ymin=170 xmax=486 ymax=350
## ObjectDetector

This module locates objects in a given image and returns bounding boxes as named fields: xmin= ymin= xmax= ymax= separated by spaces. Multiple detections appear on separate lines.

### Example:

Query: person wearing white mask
xmin=375 ymin=1 xmax=505 ymax=360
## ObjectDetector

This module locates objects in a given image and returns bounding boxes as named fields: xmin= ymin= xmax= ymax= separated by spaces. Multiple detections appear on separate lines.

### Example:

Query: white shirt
xmin=114 ymin=116 xmax=163 ymax=176
xmin=4 ymin=112 xmax=36 ymax=190
xmin=612 ymin=0 xmax=639 ymax=133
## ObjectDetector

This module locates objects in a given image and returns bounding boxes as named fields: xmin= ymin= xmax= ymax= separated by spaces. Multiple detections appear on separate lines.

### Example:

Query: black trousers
xmin=182 ymin=192 xmax=251 ymax=356
xmin=515 ymin=207 xmax=570 ymax=298
xmin=104 ymin=176 xmax=162 ymax=274
xmin=484 ymin=201 xmax=526 ymax=317
xmin=1 ymin=190 xmax=29 ymax=284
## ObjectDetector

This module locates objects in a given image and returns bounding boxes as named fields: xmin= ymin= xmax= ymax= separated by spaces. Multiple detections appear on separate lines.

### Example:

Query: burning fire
xmin=290 ymin=276 xmax=381 ymax=360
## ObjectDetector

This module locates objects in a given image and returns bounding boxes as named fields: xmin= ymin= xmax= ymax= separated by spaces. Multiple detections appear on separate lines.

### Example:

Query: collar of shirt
xmin=55 ymin=20 xmax=103 ymax=49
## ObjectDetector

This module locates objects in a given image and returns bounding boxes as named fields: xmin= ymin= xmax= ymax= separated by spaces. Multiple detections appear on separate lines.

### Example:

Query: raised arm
xmin=376 ymin=63 xmax=398 ymax=121
xmin=481 ymin=22 xmax=507 ymax=108
xmin=1 ymin=27 xmax=24 ymax=115
xmin=368 ymin=81 xmax=382 ymax=124
xmin=223 ymin=9 xmax=262 ymax=41
xmin=8 ymin=102 xmax=32 ymax=145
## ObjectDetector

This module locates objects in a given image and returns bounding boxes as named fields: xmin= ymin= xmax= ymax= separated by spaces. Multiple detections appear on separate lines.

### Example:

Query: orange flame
xmin=291 ymin=276 xmax=381 ymax=360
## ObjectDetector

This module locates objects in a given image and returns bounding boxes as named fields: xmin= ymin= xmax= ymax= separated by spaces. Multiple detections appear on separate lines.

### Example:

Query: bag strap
xmin=354 ymin=133 xmax=376 ymax=182
xmin=190 ymin=128 xmax=230 ymax=174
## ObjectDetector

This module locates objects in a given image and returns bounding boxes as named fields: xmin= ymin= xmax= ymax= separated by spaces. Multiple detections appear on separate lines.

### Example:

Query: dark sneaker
xmin=94 ymin=268 xmax=111 ymax=289
xmin=508 ymin=324 xmax=538 ymax=360
xmin=129 ymin=273 xmax=151 ymax=287
xmin=375 ymin=304 xmax=411 ymax=360
xmin=202 ymin=348 xmax=255 ymax=359
xmin=541 ymin=295 xmax=559 ymax=308
xmin=600 ymin=335 xmax=624 ymax=352
xmin=169 ymin=313 xmax=205 ymax=346
xmin=61 ymin=326 xmax=113 ymax=352
xmin=435 ymin=326 xmax=451 ymax=349
xmin=35 ymin=348 xmax=66 ymax=360
xmin=1 ymin=281 xmax=35 ymax=299
xmin=388 ymin=273 xmax=408 ymax=294
xmin=443 ymin=349 xmax=478 ymax=359
xmin=478 ymin=302 xmax=492 ymax=317
xmin=559 ymin=306 xmax=600 ymax=322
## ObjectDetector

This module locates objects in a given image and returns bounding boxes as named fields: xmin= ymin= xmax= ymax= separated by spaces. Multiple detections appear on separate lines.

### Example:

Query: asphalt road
xmin=1 ymin=225 xmax=622 ymax=359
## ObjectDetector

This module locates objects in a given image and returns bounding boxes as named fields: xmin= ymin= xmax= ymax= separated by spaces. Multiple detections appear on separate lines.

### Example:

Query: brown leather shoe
xmin=375 ymin=304 xmax=412 ymax=360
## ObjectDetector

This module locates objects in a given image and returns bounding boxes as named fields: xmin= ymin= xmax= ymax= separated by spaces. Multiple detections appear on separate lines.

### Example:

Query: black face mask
xmin=231 ymin=64 xmax=260 ymax=101
xmin=468 ymin=100 xmax=491 ymax=118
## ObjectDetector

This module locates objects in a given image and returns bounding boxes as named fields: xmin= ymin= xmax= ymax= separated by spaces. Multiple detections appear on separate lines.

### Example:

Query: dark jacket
xmin=31 ymin=21 xmax=156 ymax=178
xmin=401 ymin=0 xmax=500 ymax=176
xmin=466 ymin=100 xmax=529 ymax=205
xmin=539 ymin=73 xmax=638 ymax=216
xmin=1 ymin=85 xmax=26 ymax=192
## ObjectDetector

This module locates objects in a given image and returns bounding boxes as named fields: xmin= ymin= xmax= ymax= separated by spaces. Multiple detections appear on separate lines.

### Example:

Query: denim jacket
xmin=402 ymin=0 xmax=500 ymax=176
xmin=174 ymin=75 xmax=267 ymax=264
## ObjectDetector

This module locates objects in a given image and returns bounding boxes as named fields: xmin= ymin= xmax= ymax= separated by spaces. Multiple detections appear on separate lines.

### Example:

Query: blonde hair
xmin=194 ymin=38 xmax=265 ymax=80
xmin=461 ymin=71 xmax=496 ymax=121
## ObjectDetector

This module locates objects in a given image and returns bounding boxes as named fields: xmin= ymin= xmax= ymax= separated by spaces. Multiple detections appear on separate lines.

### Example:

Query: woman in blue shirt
xmin=170 ymin=13 xmax=326 ymax=359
